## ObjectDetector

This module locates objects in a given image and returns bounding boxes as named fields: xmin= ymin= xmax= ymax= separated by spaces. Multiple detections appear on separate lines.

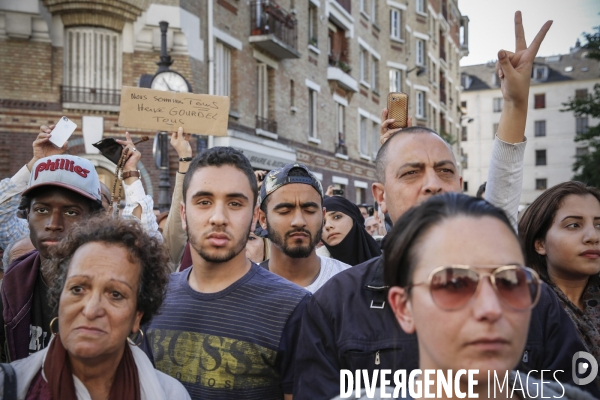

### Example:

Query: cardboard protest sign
xmin=118 ymin=86 xmax=230 ymax=136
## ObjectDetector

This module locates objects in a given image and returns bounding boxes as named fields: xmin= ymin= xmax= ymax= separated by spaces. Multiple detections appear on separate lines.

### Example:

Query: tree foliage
xmin=562 ymin=27 xmax=600 ymax=186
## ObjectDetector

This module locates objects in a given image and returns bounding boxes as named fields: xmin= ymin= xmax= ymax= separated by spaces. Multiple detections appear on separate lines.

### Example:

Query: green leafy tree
xmin=562 ymin=27 xmax=600 ymax=186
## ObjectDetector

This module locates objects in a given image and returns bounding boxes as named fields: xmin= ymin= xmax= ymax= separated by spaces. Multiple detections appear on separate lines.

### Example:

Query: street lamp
xmin=153 ymin=132 xmax=171 ymax=212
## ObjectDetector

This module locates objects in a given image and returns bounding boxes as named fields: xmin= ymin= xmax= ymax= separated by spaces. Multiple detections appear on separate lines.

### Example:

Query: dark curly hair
xmin=48 ymin=216 xmax=170 ymax=326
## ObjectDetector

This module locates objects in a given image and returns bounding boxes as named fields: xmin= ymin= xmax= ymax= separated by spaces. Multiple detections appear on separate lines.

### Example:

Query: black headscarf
xmin=323 ymin=196 xmax=382 ymax=266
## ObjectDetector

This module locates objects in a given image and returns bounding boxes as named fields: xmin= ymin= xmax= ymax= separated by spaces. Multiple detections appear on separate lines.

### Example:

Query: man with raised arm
xmin=294 ymin=12 xmax=597 ymax=399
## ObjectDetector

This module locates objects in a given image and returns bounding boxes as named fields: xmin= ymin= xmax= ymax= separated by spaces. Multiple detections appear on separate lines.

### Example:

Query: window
xmin=576 ymin=117 xmax=589 ymax=135
xmin=371 ymin=0 xmax=378 ymax=23
xmin=360 ymin=47 xmax=369 ymax=83
xmin=416 ymin=91 xmax=425 ymax=119
xmin=215 ymin=42 xmax=231 ymax=96
xmin=463 ymin=181 xmax=468 ymax=192
xmin=461 ymin=126 xmax=467 ymax=141
xmin=461 ymin=101 xmax=467 ymax=109
xmin=430 ymin=57 xmax=436 ymax=84
xmin=536 ymin=179 xmax=547 ymax=191
xmin=534 ymin=94 xmax=545 ymax=109
xmin=372 ymin=121 xmax=380 ymax=159
xmin=576 ymin=147 xmax=589 ymax=157
xmin=575 ymin=89 xmax=588 ymax=100
xmin=257 ymin=63 xmax=269 ymax=120
xmin=360 ymin=0 xmax=367 ymax=14
xmin=308 ymin=89 xmax=317 ymax=138
xmin=416 ymin=0 xmax=425 ymax=13
xmin=416 ymin=39 xmax=425 ymax=66
xmin=389 ymin=69 xmax=401 ymax=92
xmin=308 ymin=5 xmax=318 ymax=46
xmin=493 ymin=123 xmax=499 ymax=138
xmin=356 ymin=187 xmax=366 ymax=204
xmin=493 ymin=97 xmax=503 ymax=113
xmin=532 ymin=66 xmax=548 ymax=81
xmin=290 ymin=79 xmax=295 ymax=107
xmin=371 ymin=57 xmax=379 ymax=91
xmin=360 ymin=116 xmax=369 ymax=155
xmin=337 ymin=103 xmax=345 ymax=137
xmin=63 ymin=27 xmax=122 ymax=105
xmin=461 ymin=74 xmax=472 ymax=89
xmin=390 ymin=9 xmax=402 ymax=40
xmin=534 ymin=120 xmax=546 ymax=137
xmin=461 ymin=151 xmax=468 ymax=169
xmin=535 ymin=149 xmax=547 ymax=166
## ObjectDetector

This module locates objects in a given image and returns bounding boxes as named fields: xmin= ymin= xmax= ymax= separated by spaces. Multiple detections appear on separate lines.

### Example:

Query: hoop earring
xmin=127 ymin=329 xmax=144 ymax=347
xmin=49 ymin=317 xmax=59 ymax=336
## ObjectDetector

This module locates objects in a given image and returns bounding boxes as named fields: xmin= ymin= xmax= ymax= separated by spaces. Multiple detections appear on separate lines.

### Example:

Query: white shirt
xmin=305 ymin=256 xmax=351 ymax=293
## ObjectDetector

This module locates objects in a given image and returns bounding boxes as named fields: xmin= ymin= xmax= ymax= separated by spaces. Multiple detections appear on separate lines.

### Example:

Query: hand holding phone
xmin=49 ymin=116 xmax=77 ymax=148
xmin=387 ymin=92 xmax=409 ymax=129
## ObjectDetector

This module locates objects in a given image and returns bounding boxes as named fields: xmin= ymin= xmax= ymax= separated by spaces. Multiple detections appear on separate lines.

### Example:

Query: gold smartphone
xmin=387 ymin=92 xmax=409 ymax=129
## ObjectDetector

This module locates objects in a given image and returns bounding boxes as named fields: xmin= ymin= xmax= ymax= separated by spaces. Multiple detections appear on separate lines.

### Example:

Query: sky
xmin=459 ymin=0 xmax=600 ymax=66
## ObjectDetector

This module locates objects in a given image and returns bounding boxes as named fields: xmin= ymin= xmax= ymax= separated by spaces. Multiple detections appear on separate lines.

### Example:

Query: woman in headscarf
xmin=322 ymin=196 xmax=382 ymax=266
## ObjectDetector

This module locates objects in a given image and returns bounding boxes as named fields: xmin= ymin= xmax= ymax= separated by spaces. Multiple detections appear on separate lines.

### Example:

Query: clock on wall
xmin=151 ymin=70 xmax=192 ymax=92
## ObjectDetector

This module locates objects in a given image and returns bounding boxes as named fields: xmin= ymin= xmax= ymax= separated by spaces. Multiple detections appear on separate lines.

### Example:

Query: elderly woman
xmin=1 ymin=217 xmax=190 ymax=400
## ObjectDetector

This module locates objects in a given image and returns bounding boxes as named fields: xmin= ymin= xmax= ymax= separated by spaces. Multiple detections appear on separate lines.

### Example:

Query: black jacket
xmin=294 ymin=256 xmax=600 ymax=399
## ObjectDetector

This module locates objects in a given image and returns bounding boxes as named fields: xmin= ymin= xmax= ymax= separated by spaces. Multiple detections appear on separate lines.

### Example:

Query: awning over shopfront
xmin=213 ymin=134 xmax=296 ymax=171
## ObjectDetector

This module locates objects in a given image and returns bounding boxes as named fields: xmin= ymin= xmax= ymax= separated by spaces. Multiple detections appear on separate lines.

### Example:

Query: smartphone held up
xmin=49 ymin=116 xmax=77 ymax=148
xmin=387 ymin=92 xmax=409 ymax=129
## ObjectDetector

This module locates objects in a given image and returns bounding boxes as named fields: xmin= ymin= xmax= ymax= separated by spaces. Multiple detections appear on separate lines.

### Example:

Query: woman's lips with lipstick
xmin=580 ymin=250 xmax=600 ymax=259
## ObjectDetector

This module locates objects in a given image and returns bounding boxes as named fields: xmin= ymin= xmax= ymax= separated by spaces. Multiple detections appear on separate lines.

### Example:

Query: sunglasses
xmin=407 ymin=265 xmax=541 ymax=311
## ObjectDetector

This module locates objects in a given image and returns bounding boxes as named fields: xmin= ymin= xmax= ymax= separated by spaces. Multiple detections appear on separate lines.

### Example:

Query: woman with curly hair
xmin=0 ymin=216 xmax=190 ymax=400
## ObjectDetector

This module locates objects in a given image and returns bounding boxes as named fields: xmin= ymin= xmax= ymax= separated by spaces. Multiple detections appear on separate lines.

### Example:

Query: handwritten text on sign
xmin=118 ymin=86 xmax=230 ymax=136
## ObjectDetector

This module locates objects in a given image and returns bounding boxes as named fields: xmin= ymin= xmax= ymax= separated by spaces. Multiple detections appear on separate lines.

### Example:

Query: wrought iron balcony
xmin=61 ymin=86 xmax=121 ymax=111
xmin=256 ymin=115 xmax=277 ymax=135
xmin=250 ymin=1 xmax=300 ymax=60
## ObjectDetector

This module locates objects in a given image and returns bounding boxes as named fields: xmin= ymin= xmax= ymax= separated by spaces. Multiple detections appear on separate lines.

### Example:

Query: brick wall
xmin=0 ymin=40 xmax=58 ymax=102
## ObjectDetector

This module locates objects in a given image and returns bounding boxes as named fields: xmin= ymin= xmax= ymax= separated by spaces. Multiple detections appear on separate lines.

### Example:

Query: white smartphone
xmin=49 ymin=116 xmax=77 ymax=148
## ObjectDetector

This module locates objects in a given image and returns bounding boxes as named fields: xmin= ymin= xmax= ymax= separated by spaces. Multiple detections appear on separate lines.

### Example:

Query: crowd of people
xmin=0 ymin=11 xmax=598 ymax=400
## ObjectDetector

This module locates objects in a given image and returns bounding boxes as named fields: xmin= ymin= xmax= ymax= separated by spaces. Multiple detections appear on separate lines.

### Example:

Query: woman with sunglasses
xmin=370 ymin=193 xmax=590 ymax=399
xmin=519 ymin=181 xmax=600 ymax=360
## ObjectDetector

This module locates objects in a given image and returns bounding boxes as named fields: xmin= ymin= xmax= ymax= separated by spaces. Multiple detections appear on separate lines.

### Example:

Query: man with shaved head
xmin=294 ymin=13 xmax=598 ymax=399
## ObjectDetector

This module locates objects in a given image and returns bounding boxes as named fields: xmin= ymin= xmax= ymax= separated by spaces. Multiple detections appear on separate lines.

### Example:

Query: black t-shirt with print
xmin=29 ymin=273 xmax=54 ymax=354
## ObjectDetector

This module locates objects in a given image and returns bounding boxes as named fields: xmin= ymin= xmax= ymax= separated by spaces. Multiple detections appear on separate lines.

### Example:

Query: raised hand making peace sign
xmin=496 ymin=11 xmax=553 ymax=109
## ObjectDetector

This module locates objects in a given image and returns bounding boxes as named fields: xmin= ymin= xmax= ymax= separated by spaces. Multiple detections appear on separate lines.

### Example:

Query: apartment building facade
xmin=460 ymin=43 xmax=600 ymax=204
xmin=0 ymin=0 xmax=469 ymax=205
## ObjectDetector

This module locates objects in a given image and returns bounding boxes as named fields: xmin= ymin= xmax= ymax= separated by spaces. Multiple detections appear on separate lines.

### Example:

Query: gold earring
xmin=127 ymin=329 xmax=144 ymax=347
xmin=49 ymin=317 xmax=59 ymax=336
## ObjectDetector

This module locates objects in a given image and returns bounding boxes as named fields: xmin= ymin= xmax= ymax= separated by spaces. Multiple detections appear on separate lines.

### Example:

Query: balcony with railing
xmin=255 ymin=115 xmax=278 ymax=138
xmin=250 ymin=1 xmax=300 ymax=60
xmin=439 ymin=80 xmax=447 ymax=106
xmin=61 ymin=86 xmax=121 ymax=111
